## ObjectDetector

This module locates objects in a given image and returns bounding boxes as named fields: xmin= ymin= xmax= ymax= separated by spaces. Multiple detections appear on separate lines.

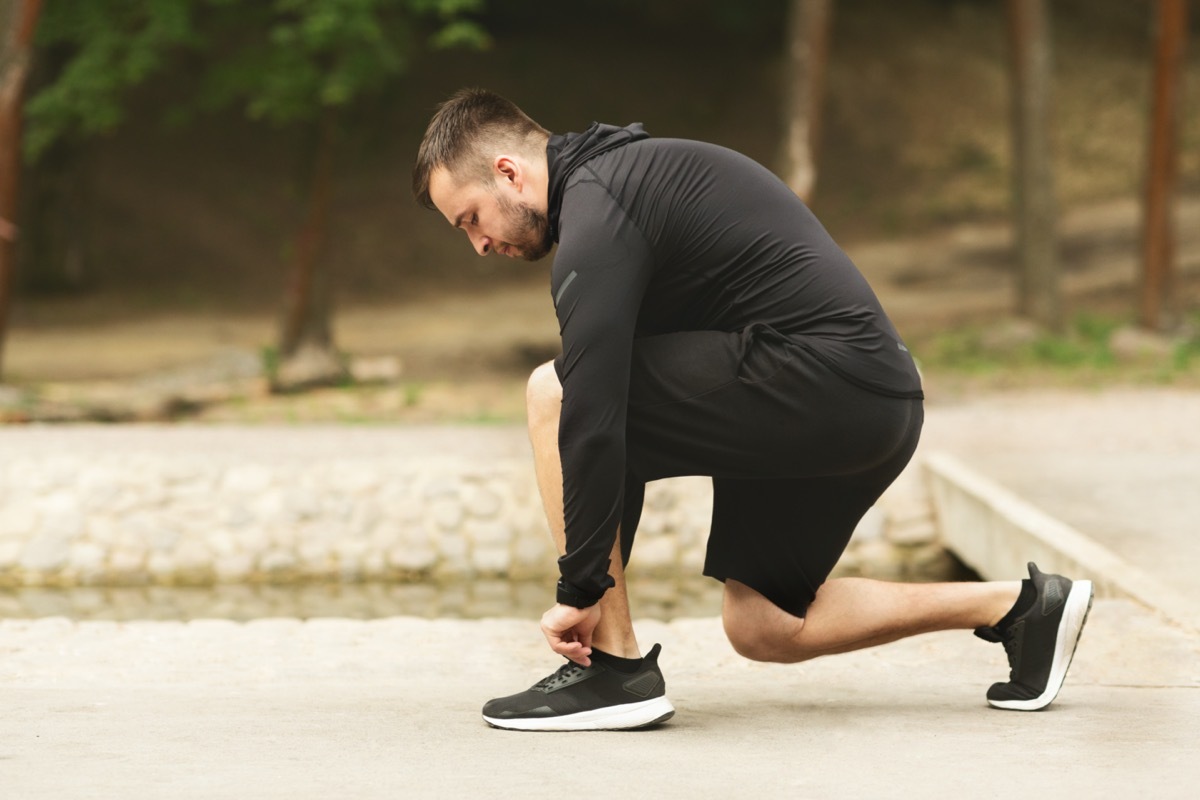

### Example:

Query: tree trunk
xmin=1006 ymin=0 xmax=1061 ymax=330
xmin=1140 ymin=0 xmax=1188 ymax=332
xmin=274 ymin=109 xmax=345 ymax=392
xmin=782 ymin=0 xmax=833 ymax=205
xmin=0 ymin=0 xmax=43 ymax=382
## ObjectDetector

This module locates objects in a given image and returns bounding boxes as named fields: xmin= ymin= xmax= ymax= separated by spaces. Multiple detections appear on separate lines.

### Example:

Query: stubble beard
xmin=496 ymin=193 xmax=554 ymax=262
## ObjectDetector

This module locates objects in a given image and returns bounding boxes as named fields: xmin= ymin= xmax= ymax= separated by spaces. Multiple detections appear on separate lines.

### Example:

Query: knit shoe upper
xmin=482 ymin=643 xmax=675 ymax=731
xmin=975 ymin=562 xmax=1093 ymax=711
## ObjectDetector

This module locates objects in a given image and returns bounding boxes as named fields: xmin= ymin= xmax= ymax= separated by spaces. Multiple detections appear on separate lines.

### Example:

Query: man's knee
xmin=526 ymin=361 xmax=562 ymax=429
xmin=722 ymin=591 xmax=811 ymax=664
xmin=724 ymin=622 xmax=804 ymax=664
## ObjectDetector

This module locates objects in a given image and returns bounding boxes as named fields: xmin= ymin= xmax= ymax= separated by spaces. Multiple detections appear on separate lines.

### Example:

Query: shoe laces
xmin=1000 ymin=631 xmax=1018 ymax=669
xmin=534 ymin=660 xmax=588 ymax=691
xmin=976 ymin=621 xmax=1022 ymax=680
xmin=998 ymin=623 xmax=1025 ymax=680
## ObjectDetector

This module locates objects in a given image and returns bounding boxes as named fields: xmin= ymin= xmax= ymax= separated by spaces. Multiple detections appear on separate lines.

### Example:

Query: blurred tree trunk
xmin=0 ymin=0 xmax=43 ymax=381
xmin=1006 ymin=0 xmax=1061 ymax=330
xmin=274 ymin=108 xmax=346 ymax=392
xmin=782 ymin=0 xmax=833 ymax=205
xmin=1140 ymin=0 xmax=1188 ymax=332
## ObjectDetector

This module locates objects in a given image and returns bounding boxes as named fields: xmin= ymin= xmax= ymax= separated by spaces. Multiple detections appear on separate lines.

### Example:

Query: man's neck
xmin=525 ymin=141 xmax=551 ymax=215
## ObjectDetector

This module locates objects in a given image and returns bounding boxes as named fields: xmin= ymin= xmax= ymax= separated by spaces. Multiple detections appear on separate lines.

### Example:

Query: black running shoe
xmin=482 ymin=643 xmax=675 ymax=731
xmin=975 ymin=562 xmax=1094 ymax=711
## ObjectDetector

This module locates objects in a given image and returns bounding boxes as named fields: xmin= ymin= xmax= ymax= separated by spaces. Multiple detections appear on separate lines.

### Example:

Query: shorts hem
xmin=701 ymin=566 xmax=813 ymax=620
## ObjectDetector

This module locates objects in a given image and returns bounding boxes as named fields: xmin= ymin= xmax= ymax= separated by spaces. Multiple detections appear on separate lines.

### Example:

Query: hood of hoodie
xmin=545 ymin=122 xmax=650 ymax=241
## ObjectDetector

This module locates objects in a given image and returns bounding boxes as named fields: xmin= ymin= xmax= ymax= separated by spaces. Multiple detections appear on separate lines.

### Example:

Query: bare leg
xmin=722 ymin=576 xmax=1021 ymax=664
xmin=527 ymin=362 xmax=640 ymax=659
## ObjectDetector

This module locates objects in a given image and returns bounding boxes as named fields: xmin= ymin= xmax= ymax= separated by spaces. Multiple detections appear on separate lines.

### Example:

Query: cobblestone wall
xmin=0 ymin=427 xmax=953 ymax=592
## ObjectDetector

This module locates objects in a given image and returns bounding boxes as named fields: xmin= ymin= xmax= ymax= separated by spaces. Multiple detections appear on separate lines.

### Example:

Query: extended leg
xmin=526 ymin=361 xmax=640 ymax=659
xmin=722 ymin=576 xmax=1021 ymax=663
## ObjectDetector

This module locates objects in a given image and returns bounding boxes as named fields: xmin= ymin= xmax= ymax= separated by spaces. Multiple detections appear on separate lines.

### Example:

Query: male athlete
xmin=412 ymin=89 xmax=1093 ymax=731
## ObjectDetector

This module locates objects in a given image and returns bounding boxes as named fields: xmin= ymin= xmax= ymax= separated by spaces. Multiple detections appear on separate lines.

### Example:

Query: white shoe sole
xmin=989 ymin=580 xmax=1094 ymax=711
xmin=483 ymin=696 xmax=675 ymax=731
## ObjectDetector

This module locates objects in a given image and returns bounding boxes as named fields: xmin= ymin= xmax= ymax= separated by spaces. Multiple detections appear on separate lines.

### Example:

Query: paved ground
xmin=2 ymin=387 xmax=1199 ymax=797
xmin=921 ymin=387 xmax=1200 ymax=626
xmin=2 ymin=600 xmax=1197 ymax=799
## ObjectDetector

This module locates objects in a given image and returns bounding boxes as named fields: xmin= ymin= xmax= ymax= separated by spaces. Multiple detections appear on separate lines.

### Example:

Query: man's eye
xmin=471 ymin=214 xmax=478 ymax=225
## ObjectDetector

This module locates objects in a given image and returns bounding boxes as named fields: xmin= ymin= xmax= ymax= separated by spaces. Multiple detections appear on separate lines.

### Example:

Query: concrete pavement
xmin=3 ymin=386 xmax=1200 ymax=797
xmin=921 ymin=387 xmax=1200 ymax=631
xmin=2 ymin=599 xmax=1198 ymax=799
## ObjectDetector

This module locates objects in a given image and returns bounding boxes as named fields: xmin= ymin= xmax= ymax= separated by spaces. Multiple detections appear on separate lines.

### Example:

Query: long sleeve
xmin=550 ymin=177 xmax=656 ymax=607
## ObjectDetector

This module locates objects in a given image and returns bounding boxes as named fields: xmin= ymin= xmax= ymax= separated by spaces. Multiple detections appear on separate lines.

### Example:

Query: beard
xmin=495 ymin=193 xmax=554 ymax=262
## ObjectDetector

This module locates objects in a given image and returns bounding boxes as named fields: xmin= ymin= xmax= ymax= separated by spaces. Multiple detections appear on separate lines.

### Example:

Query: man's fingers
xmin=556 ymin=641 xmax=591 ymax=666
xmin=544 ymin=630 xmax=591 ymax=655
xmin=542 ymin=628 xmax=592 ymax=666
xmin=540 ymin=603 xmax=599 ymax=666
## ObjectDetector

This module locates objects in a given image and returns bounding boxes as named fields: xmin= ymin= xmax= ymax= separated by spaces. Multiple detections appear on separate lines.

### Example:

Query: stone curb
xmin=925 ymin=450 xmax=1197 ymax=633
xmin=0 ymin=427 xmax=951 ymax=592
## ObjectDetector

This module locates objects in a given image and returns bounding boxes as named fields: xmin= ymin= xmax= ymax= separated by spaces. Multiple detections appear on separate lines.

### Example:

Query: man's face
xmin=429 ymin=165 xmax=553 ymax=262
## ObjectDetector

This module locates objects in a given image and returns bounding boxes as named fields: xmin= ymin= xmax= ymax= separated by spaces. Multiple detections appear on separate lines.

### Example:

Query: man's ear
xmin=494 ymin=156 xmax=521 ymax=188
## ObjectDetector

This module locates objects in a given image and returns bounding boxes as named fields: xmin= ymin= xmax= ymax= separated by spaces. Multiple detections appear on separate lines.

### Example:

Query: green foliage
xmin=260 ymin=344 xmax=281 ymax=381
xmin=916 ymin=312 xmax=1200 ymax=385
xmin=402 ymin=382 xmax=424 ymax=408
xmin=924 ymin=327 xmax=995 ymax=374
xmin=1030 ymin=313 xmax=1119 ymax=368
xmin=23 ymin=0 xmax=488 ymax=160
xmin=1072 ymin=311 xmax=1123 ymax=344
xmin=1173 ymin=312 xmax=1200 ymax=371
xmin=919 ymin=314 xmax=1121 ymax=373
xmin=221 ymin=0 xmax=486 ymax=124
xmin=428 ymin=19 xmax=490 ymax=50
xmin=25 ymin=0 xmax=202 ymax=159
xmin=1028 ymin=336 xmax=1097 ymax=368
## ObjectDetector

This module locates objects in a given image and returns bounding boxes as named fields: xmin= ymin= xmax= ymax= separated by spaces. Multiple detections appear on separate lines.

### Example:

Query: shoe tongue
xmin=973 ymin=625 xmax=1003 ymax=644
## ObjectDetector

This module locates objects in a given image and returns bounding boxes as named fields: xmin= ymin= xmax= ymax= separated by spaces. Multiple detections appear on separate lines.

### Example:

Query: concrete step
xmin=925 ymin=451 xmax=1197 ymax=634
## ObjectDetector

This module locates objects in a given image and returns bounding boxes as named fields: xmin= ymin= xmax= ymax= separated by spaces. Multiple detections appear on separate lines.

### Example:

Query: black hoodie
xmin=545 ymin=123 xmax=922 ymax=608
xmin=545 ymin=122 xmax=650 ymax=241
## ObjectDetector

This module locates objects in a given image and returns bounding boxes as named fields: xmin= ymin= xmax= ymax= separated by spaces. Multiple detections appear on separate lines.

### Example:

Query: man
xmin=412 ymin=89 xmax=1093 ymax=731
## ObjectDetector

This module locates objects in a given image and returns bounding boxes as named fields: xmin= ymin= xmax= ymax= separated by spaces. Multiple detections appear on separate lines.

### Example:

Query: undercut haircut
xmin=412 ymin=88 xmax=550 ymax=210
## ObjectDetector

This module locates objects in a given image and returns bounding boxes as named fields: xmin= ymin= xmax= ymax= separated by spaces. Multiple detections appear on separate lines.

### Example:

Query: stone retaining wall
xmin=0 ymin=427 xmax=953 ymax=591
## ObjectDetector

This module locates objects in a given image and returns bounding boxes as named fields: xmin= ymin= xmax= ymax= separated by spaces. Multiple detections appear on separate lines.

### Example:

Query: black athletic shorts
xmin=618 ymin=323 xmax=923 ymax=619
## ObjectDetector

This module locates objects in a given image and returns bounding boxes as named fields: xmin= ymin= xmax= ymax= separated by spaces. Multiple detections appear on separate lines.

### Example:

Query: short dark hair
xmin=412 ymin=88 xmax=550 ymax=210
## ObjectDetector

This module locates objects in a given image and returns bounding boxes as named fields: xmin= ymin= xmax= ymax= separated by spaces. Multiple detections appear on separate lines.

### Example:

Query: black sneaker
xmin=482 ymin=643 xmax=675 ymax=731
xmin=975 ymin=562 xmax=1094 ymax=711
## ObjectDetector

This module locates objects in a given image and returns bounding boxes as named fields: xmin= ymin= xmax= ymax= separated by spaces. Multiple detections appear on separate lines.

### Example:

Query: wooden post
xmin=782 ymin=0 xmax=833 ymax=205
xmin=1006 ymin=0 xmax=1061 ymax=330
xmin=0 ymin=0 xmax=44 ymax=381
xmin=1140 ymin=0 xmax=1188 ymax=332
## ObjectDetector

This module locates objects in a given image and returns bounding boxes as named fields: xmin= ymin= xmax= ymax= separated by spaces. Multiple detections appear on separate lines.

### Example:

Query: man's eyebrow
xmin=452 ymin=213 xmax=463 ymax=229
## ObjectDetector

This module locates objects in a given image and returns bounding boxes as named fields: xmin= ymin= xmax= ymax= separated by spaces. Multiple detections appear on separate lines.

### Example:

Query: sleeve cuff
xmin=555 ymin=579 xmax=605 ymax=609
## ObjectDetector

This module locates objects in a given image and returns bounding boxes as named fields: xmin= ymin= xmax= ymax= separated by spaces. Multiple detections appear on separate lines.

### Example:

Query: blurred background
xmin=1 ymin=0 xmax=1199 ymax=624
xmin=0 ymin=0 xmax=1198 ymax=421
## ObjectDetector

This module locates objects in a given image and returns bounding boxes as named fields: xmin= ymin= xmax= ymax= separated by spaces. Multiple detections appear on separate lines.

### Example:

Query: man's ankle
xmin=592 ymin=638 xmax=641 ymax=660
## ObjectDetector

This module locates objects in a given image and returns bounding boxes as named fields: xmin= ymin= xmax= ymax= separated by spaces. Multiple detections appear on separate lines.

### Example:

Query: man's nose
xmin=470 ymin=232 xmax=491 ymax=256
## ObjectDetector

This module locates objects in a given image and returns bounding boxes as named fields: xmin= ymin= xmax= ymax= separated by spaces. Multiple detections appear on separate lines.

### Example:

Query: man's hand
xmin=540 ymin=603 xmax=601 ymax=666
